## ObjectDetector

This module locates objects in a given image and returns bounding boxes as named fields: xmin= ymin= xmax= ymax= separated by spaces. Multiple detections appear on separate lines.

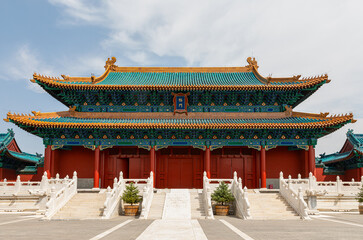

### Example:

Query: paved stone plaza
xmin=0 ymin=213 xmax=362 ymax=240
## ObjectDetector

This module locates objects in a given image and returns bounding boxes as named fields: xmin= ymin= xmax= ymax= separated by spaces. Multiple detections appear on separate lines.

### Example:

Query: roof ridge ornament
xmin=104 ymin=57 xmax=117 ymax=70
xmin=246 ymin=57 xmax=258 ymax=71
xmin=61 ymin=75 xmax=70 ymax=81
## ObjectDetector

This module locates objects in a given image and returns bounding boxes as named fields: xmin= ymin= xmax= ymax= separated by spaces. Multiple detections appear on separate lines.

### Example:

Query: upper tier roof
xmin=31 ymin=57 xmax=330 ymax=91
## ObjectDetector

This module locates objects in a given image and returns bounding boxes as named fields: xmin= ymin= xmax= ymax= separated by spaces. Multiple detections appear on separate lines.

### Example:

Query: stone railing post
xmin=150 ymin=171 xmax=154 ymax=186
xmin=288 ymin=175 xmax=292 ymax=189
xmin=106 ymin=186 xmax=112 ymax=198
xmin=336 ymin=176 xmax=341 ymax=194
xmin=40 ymin=172 xmax=49 ymax=191
xmin=308 ymin=172 xmax=313 ymax=191
xmin=14 ymin=176 xmax=21 ymax=194
xmin=3 ymin=178 xmax=7 ymax=192
xmin=113 ymin=177 xmax=118 ymax=189
xmin=298 ymin=174 xmax=301 ymax=180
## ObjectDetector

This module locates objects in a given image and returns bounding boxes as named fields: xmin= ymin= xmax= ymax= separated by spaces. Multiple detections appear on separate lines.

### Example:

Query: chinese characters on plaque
xmin=172 ymin=92 xmax=190 ymax=115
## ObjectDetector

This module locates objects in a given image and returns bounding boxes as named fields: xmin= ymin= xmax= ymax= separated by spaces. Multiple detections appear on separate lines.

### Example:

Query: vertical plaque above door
xmin=172 ymin=92 xmax=190 ymax=115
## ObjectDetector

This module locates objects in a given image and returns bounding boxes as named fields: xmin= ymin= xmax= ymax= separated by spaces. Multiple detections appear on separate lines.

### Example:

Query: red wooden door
xmin=182 ymin=158 xmax=193 ymax=188
xmin=219 ymin=158 xmax=232 ymax=178
xmin=232 ymin=158 xmax=243 ymax=178
xmin=218 ymin=157 xmax=256 ymax=188
xmin=243 ymin=156 xmax=255 ymax=189
xmin=168 ymin=158 xmax=180 ymax=188
xmin=167 ymin=158 xmax=193 ymax=188
xmin=105 ymin=157 xmax=129 ymax=188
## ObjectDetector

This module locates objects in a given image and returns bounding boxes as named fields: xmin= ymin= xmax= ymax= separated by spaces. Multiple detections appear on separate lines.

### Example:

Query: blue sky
xmin=0 ymin=0 xmax=362 ymax=156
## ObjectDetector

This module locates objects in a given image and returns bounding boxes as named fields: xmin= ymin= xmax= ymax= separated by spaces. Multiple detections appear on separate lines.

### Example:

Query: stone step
xmin=147 ymin=192 xmax=166 ymax=219
xmin=52 ymin=192 xmax=106 ymax=219
xmin=190 ymin=193 xmax=205 ymax=219
xmin=248 ymin=193 xmax=300 ymax=220
xmin=162 ymin=189 xmax=191 ymax=220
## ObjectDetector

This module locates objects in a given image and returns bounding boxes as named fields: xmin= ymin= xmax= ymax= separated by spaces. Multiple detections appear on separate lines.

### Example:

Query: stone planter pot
xmin=359 ymin=202 xmax=363 ymax=214
xmin=215 ymin=205 xmax=229 ymax=216
xmin=124 ymin=205 xmax=139 ymax=216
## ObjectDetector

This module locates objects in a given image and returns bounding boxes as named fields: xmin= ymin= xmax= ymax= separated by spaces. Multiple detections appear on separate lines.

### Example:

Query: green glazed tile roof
xmin=56 ymin=72 xmax=306 ymax=86
xmin=319 ymin=151 xmax=352 ymax=164
xmin=318 ymin=131 xmax=363 ymax=165
xmin=6 ymin=150 xmax=42 ymax=164
xmin=35 ymin=116 xmax=326 ymax=125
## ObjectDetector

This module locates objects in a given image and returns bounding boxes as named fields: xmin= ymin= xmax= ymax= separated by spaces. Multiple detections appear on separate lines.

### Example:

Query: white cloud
xmin=0 ymin=45 xmax=52 ymax=93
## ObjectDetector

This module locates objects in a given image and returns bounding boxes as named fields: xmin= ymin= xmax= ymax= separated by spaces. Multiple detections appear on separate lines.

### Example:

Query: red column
xmin=205 ymin=147 xmax=211 ymax=178
xmin=260 ymin=146 xmax=266 ymax=188
xmin=44 ymin=145 xmax=52 ymax=179
xmin=255 ymin=150 xmax=260 ymax=188
xmin=150 ymin=146 xmax=156 ymax=187
xmin=304 ymin=150 xmax=309 ymax=178
xmin=308 ymin=145 xmax=316 ymax=176
xmin=94 ymin=146 xmax=100 ymax=189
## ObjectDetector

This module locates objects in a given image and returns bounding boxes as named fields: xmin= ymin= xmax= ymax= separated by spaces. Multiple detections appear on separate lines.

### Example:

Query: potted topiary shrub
xmin=122 ymin=182 xmax=142 ymax=216
xmin=356 ymin=186 xmax=363 ymax=214
xmin=211 ymin=181 xmax=235 ymax=216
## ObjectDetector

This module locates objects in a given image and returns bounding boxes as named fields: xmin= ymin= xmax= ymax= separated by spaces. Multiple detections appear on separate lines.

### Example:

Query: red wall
xmin=7 ymin=140 xmax=21 ymax=152
xmin=265 ymin=147 xmax=306 ymax=179
xmin=344 ymin=168 xmax=361 ymax=181
xmin=19 ymin=167 xmax=44 ymax=181
xmin=315 ymin=168 xmax=344 ymax=181
xmin=0 ymin=168 xmax=17 ymax=180
xmin=53 ymin=147 xmax=94 ymax=178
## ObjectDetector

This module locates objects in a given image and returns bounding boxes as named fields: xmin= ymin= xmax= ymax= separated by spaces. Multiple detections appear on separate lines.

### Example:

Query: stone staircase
xmin=190 ymin=192 xmax=205 ymax=219
xmin=52 ymin=192 xmax=106 ymax=220
xmin=0 ymin=196 xmax=46 ymax=214
xmin=162 ymin=189 xmax=191 ymax=219
xmin=145 ymin=189 xmax=206 ymax=220
xmin=147 ymin=192 xmax=166 ymax=219
xmin=248 ymin=192 xmax=300 ymax=220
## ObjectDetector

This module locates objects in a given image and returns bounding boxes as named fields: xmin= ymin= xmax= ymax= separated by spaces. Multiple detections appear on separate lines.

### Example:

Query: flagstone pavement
xmin=0 ymin=213 xmax=363 ymax=240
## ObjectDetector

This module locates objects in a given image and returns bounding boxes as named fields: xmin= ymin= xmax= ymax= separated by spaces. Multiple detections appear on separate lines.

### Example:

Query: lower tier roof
xmin=4 ymin=111 xmax=355 ymax=130
xmin=3 ymin=150 xmax=42 ymax=164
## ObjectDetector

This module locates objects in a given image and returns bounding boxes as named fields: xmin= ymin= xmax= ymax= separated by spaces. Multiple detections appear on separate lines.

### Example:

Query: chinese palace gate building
xmin=4 ymin=57 xmax=356 ymax=189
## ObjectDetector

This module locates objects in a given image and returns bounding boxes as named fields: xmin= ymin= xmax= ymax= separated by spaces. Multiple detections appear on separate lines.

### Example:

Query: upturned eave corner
xmin=246 ymin=57 xmax=330 ymax=86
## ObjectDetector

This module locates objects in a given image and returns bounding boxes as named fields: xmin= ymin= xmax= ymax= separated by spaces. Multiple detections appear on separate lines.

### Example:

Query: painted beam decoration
xmin=172 ymin=92 xmax=190 ymax=115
